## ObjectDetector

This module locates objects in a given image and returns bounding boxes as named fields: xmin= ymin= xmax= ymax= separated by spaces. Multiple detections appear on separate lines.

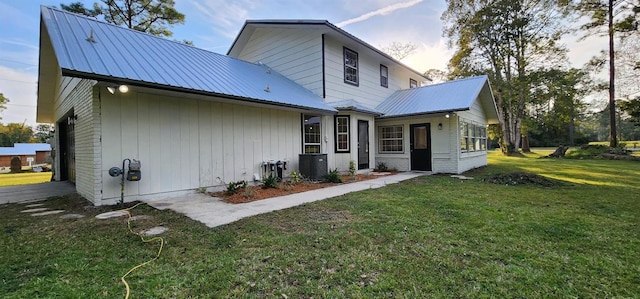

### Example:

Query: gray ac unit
xmin=298 ymin=153 xmax=328 ymax=181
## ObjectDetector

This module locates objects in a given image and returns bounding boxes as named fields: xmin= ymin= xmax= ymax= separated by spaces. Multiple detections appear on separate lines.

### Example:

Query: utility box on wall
xmin=299 ymin=153 xmax=327 ymax=181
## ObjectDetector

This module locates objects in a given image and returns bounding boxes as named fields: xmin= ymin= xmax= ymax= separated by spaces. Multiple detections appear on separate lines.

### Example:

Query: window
xmin=379 ymin=125 xmax=403 ymax=153
xmin=409 ymin=78 xmax=418 ymax=88
xmin=303 ymin=114 xmax=321 ymax=153
xmin=335 ymin=116 xmax=350 ymax=153
xmin=344 ymin=47 xmax=359 ymax=86
xmin=460 ymin=120 xmax=487 ymax=153
xmin=380 ymin=64 xmax=388 ymax=88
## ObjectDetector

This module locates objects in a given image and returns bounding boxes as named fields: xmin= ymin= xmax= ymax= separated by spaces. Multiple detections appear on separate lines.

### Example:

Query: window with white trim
xmin=344 ymin=47 xmax=359 ymax=86
xmin=410 ymin=78 xmax=418 ymax=88
xmin=380 ymin=64 xmax=388 ymax=88
xmin=379 ymin=125 xmax=403 ymax=153
xmin=335 ymin=116 xmax=350 ymax=153
xmin=303 ymin=114 xmax=321 ymax=153
xmin=460 ymin=120 xmax=487 ymax=153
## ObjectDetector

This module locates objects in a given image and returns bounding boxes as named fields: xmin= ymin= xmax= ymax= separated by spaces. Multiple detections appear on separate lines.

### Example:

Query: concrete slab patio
xmin=0 ymin=181 xmax=76 ymax=205
xmin=145 ymin=172 xmax=428 ymax=228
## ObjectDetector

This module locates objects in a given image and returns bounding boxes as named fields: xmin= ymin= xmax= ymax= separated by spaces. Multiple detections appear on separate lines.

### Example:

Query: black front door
xmin=58 ymin=113 xmax=76 ymax=183
xmin=410 ymin=123 xmax=432 ymax=171
xmin=357 ymin=120 xmax=369 ymax=169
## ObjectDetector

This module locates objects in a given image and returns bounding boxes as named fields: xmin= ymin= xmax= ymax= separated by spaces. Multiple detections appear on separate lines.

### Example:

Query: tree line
xmin=441 ymin=0 xmax=639 ymax=154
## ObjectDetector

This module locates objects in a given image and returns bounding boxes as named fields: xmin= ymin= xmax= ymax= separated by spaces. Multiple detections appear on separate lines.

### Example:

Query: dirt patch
xmin=213 ymin=173 xmax=393 ymax=204
xmin=484 ymin=172 xmax=567 ymax=187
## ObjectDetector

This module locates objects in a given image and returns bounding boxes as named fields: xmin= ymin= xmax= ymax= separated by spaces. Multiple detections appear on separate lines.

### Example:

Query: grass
xmin=1 ymin=152 xmax=639 ymax=298
xmin=0 ymin=172 xmax=51 ymax=187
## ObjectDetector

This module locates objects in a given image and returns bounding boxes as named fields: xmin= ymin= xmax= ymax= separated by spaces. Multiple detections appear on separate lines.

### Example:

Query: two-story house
xmin=36 ymin=7 xmax=498 ymax=205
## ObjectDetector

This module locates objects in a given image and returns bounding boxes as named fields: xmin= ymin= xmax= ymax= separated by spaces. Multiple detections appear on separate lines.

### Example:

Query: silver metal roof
xmin=39 ymin=6 xmax=337 ymax=114
xmin=328 ymin=99 xmax=382 ymax=116
xmin=376 ymin=75 xmax=499 ymax=122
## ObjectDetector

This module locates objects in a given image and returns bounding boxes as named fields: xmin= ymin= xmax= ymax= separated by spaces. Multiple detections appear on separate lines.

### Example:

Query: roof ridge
xmin=408 ymin=75 xmax=488 ymax=90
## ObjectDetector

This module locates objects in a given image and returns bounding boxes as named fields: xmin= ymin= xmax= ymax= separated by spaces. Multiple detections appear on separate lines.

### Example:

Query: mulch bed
xmin=213 ymin=173 xmax=393 ymax=204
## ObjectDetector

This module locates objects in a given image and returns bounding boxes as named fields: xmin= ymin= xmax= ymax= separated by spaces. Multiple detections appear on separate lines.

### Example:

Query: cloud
xmin=185 ymin=0 xmax=257 ymax=39
xmin=0 ymin=66 xmax=38 ymax=126
xmin=403 ymin=39 xmax=454 ymax=73
xmin=335 ymin=0 xmax=423 ymax=28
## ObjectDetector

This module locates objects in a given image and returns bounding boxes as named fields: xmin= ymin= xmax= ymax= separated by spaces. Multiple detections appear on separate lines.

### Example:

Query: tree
xmin=60 ymin=0 xmax=185 ymax=38
xmin=578 ymin=0 xmax=640 ymax=147
xmin=442 ymin=0 xmax=572 ymax=154
xmin=34 ymin=124 xmax=55 ymax=143
xmin=423 ymin=69 xmax=448 ymax=84
xmin=380 ymin=41 xmax=417 ymax=60
xmin=0 ymin=93 xmax=9 ymax=120
xmin=0 ymin=123 xmax=34 ymax=146
xmin=620 ymin=97 xmax=640 ymax=125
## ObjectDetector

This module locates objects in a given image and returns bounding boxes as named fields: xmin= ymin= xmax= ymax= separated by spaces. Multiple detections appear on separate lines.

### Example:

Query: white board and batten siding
xmin=53 ymin=77 xmax=102 ymax=202
xmin=235 ymin=28 xmax=324 ymax=97
xmin=323 ymin=36 xmax=420 ymax=109
xmin=325 ymin=113 xmax=376 ymax=172
xmin=456 ymin=96 xmax=489 ymax=173
xmin=375 ymin=115 xmax=459 ymax=174
xmin=99 ymin=90 xmax=302 ymax=204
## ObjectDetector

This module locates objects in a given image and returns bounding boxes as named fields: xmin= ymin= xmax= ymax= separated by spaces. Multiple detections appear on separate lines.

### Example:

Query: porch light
xmin=438 ymin=123 xmax=443 ymax=130
xmin=445 ymin=114 xmax=450 ymax=118
xmin=106 ymin=85 xmax=129 ymax=94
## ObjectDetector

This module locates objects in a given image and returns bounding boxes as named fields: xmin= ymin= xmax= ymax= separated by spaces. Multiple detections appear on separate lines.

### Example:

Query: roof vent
xmin=86 ymin=29 xmax=96 ymax=43
xmin=264 ymin=84 xmax=270 ymax=93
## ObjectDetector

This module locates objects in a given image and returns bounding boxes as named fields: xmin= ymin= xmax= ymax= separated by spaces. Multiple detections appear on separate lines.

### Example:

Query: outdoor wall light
xmin=438 ymin=123 xmax=443 ymax=130
xmin=445 ymin=114 xmax=450 ymax=118
xmin=106 ymin=85 xmax=129 ymax=94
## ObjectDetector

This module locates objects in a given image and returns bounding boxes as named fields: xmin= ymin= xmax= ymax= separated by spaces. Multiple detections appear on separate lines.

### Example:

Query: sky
xmin=0 ymin=0 xmax=608 ymax=127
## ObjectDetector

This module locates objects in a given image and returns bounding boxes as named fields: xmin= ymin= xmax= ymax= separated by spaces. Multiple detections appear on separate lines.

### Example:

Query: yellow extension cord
xmin=118 ymin=203 xmax=165 ymax=299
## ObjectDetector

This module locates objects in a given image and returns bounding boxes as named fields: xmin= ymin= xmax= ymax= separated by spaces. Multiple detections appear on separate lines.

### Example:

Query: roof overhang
xmin=227 ymin=20 xmax=429 ymax=81
xmin=36 ymin=16 xmax=61 ymax=123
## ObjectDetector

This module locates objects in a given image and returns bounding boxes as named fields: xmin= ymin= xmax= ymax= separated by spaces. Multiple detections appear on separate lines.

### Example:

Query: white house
xmin=37 ymin=7 xmax=498 ymax=205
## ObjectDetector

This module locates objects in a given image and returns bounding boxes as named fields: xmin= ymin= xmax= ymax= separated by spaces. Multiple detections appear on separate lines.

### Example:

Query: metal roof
xmin=0 ymin=143 xmax=51 ymax=156
xmin=39 ymin=6 xmax=337 ymax=114
xmin=227 ymin=20 xmax=429 ymax=81
xmin=327 ymin=99 xmax=382 ymax=116
xmin=376 ymin=75 xmax=499 ymax=122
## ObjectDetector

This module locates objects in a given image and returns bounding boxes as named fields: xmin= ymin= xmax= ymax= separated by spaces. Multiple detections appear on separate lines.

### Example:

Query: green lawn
xmin=1 ymin=152 xmax=639 ymax=298
xmin=589 ymin=140 xmax=640 ymax=148
xmin=0 ymin=172 xmax=52 ymax=187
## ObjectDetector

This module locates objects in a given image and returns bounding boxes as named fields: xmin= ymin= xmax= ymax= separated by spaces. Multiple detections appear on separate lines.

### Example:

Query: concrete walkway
xmin=145 ymin=172 xmax=428 ymax=228
xmin=0 ymin=181 xmax=76 ymax=205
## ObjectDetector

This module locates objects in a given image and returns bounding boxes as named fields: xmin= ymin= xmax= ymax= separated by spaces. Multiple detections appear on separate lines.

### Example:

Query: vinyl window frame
xmin=379 ymin=125 xmax=404 ymax=154
xmin=343 ymin=47 xmax=359 ymax=86
xmin=334 ymin=115 xmax=350 ymax=153
xmin=380 ymin=64 xmax=388 ymax=88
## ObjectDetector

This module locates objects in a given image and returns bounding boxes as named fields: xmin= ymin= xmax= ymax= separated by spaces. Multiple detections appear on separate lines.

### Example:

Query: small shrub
xmin=262 ymin=174 xmax=278 ymax=189
xmin=243 ymin=186 xmax=256 ymax=199
xmin=10 ymin=157 xmax=22 ymax=173
xmin=348 ymin=160 xmax=357 ymax=181
xmin=226 ymin=180 xmax=247 ymax=195
xmin=323 ymin=168 xmax=343 ymax=183
xmin=375 ymin=162 xmax=388 ymax=172
xmin=196 ymin=187 xmax=207 ymax=193
xmin=289 ymin=170 xmax=303 ymax=185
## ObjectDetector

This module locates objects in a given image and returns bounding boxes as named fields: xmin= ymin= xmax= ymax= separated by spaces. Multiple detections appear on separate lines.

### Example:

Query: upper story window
xmin=410 ymin=78 xmax=418 ymax=88
xmin=344 ymin=47 xmax=359 ymax=86
xmin=380 ymin=64 xmax=388 ymax=88
xmin=303 ymin=114 xmax=321 ymax=153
